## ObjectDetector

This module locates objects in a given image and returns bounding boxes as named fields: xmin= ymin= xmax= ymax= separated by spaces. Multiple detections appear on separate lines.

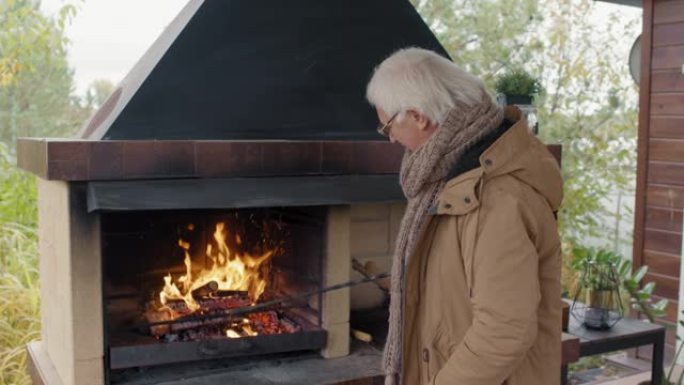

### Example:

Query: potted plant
xmin=570 ymin=248 xmax=624 ymax=330
xmin=494 ymin=68 xmax=542 ymax=105
xmin=578 ymin=260 xmax=623 ymax=329
xmin=568 ymin=247 xmax=670 ymax=383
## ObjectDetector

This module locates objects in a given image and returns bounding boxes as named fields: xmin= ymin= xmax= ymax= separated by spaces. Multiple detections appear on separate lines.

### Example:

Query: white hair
xmin=366 ymin=47 xmax=490 ymax=125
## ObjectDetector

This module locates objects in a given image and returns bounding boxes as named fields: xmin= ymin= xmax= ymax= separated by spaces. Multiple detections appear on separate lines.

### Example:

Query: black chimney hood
xmin=79 ymin=0 xmax=449 ymax=141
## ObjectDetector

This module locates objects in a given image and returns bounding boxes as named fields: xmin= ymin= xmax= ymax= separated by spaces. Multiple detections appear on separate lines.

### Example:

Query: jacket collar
xmin=432 ymin=106 xmax=530 ymax=216
xmin=477 ymin=106 xmax=529 ymax=178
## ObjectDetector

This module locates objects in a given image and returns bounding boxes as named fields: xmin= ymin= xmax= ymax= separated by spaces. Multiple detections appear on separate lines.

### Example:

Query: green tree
xmin=412 ymin=0 xmax=640 ymax=250
xmin=531 ymin=0 xmax=639 ymax=247
xmin=0 ymin=0 xmax=81 ymax=144
xmin=413 ymin=0 xmax=543 ymax=84
xmin=0 ymin=1 xmax=82 ymax=384
xmin=83 ymin=78 xmax=116 ymax=109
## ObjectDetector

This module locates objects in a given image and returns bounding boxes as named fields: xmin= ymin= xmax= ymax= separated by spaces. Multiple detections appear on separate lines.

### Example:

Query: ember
xmin=159 ymin=310 xmax=301 ymax=343
xmin=144 ymin=220 xmax=305 ymax=342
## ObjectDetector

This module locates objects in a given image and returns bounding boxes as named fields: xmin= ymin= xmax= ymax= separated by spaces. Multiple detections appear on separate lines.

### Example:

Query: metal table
xmin=563 ymin=315 xmax=666 ymax=385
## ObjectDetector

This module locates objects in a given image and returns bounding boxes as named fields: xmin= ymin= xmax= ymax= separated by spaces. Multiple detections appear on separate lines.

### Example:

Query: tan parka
xmin=400 ymin=107 xmax=563 ymax=385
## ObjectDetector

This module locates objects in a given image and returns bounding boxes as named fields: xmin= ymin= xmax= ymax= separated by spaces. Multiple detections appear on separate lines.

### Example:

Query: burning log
xmin=143 ymin=272 xmax=390 ymax=333
xmin=190 ymin=281 xmax=249 ymax=299
xmin=249 ymin=311 xmax=281 ymax=335
xmin=145 ymin=294 xmax=253 ymax=336
xmin=160 ymin=295 xmax=252 ymax=314
xmin=146 ymin=307 xmax=246 ymax=337
xmin=149 ymin=313 xmax=235 ymax=337
xmin=191 ymin=280 xmax=219 ymax=298
xmin=144 ymin=308 xmax=174 ymax=337
xmin=146 ymin=306 xmax=300 ymax=339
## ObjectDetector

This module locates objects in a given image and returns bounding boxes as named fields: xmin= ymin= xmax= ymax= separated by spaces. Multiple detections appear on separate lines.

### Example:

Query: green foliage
xmin=412 ymin=0 xmax=641 ymax=251
xmin=0 ymin=0 xmax=82 ymax=143
xmin=0 ymin=1 xmax=83 ymax=383
xmin=619 ymin=259 xmax=668 ymax=322
xmin=0 ymin=143 xmax=36 ymax=227
xmin=0 ymin=146 xmax=38 ymax=385
xmin=570 ymin=246 xmax=668 ymax=322
xmin=0 ymin=0 xmax=645 ymax=383
xmin=568 ymin=355 xmax=606 ymax=377
xmin=83 ymin=79 xmax=116 ymax=110
xmin=494 ymin=68 xmax=541 ymax=97
xmin=567 ymin=248 xmax=670 ymax=382
xmin=411 ymin=0 xmax=542 ymax=85
xmin=570 ymin=246 xmax=621 ymax=271
xmin=0 ymin=221 xmax=39 ymax=385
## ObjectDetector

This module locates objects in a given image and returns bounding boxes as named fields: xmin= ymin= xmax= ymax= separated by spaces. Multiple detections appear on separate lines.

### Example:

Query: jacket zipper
xmin=467 ymin=170 xmax=486 ymax=298
xmin=399 ymin=216 xmax=434 ymax=385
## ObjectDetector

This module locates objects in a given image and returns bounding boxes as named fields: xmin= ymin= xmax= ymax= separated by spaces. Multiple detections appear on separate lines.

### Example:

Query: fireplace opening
xmin=101 ymin=206 xmax=328 ymax=371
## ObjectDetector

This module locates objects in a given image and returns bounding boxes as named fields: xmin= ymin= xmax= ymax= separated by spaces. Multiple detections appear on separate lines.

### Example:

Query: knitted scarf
xmin=383 ymin=95 xmax=504 ymax=385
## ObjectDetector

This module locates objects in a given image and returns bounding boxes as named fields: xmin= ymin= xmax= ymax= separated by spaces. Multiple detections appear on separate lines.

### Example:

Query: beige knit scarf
xmin=383 ymin=95 xmax=503 ymax=385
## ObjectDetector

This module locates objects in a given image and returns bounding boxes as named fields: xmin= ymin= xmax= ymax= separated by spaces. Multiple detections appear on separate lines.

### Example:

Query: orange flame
xmin=159 ymin=222 xmax=273 ymax=312
xmin=225 ymin=329 xmax=241 ymax=338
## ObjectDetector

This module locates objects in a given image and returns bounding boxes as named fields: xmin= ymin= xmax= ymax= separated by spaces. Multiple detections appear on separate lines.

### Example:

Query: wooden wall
xmin=634 ymin=0 xmax=684 ymax=337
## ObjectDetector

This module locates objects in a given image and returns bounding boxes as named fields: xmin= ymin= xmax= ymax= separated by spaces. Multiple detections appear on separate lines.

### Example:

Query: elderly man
xmin=366 ymin=47 xmax=563 ymax=385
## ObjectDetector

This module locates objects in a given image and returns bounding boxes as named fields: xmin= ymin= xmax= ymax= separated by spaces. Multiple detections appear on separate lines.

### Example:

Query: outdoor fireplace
xmin=16 ymin=0 xmax=452 ymax=384
xmin=103 ymin=207 xmax=329 ymax=370
xmin=22 ymin=167 xmax=405 ymax=385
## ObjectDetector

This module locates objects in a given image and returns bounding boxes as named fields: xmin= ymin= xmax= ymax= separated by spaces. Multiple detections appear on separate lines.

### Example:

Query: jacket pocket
xmin=428 ymin=326 xmax=454 ymax=383
xmin=458 ymin=214 xmax=478 ymax=298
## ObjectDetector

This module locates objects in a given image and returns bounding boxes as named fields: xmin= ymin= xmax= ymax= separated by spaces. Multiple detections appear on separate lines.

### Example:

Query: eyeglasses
xmin=376 ymin=112 xmax=399 ymax=137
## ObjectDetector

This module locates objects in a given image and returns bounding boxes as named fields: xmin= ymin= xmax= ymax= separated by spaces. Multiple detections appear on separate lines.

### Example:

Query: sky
xmin=40 ymin=0 xmax=191 ymax=95
xmin=39 ymin=0 xmax=642 ymax=97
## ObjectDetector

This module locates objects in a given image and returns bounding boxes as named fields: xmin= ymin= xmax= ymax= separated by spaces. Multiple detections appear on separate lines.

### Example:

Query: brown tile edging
xmin=17 ymin=138 xmax=48 ymax=179
xmin=17 ymin=139 xmax=561 ymax=181
xmin=16 ymin=138 xmax=406 ymax=181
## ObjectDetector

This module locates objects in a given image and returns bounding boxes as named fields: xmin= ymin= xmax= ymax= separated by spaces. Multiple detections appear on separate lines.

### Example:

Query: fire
xmin=159 ymin=222 xmax=274 ymax=312
xmin=224 ymin=319 xmax=258 ymax=338
xmin=225 ymin=329 xmax=241 ymax=338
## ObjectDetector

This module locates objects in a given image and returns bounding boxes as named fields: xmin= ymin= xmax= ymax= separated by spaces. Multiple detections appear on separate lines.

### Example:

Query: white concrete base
xmin=26 ymin=341 xmax=64 ymax=385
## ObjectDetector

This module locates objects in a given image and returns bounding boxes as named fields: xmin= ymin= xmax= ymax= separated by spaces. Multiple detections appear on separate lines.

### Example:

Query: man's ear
xmin=406 ymin=109 xmax=430 ymax=130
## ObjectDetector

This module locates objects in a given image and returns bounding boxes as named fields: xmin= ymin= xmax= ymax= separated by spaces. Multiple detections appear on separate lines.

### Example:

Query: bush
xmin=0 ymin=144 xmax=39 ymax=385
xmin=0 ymin=222 xmax=39 ymax=385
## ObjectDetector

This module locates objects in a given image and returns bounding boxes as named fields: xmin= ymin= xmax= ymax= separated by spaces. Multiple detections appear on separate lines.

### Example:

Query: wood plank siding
xmin=635 ymin=0 xmax=684 ymax=333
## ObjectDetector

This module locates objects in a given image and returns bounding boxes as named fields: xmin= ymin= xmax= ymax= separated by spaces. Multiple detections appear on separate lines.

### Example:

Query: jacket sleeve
xmin=434 ymin=192 xmax=541 ymax=385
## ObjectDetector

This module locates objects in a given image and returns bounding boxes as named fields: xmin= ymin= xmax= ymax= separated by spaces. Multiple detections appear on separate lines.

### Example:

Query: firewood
xmin=144 ymin=308 xmax=237 ymax=337
xmin=144 ymin=308 xmax=173 ymax=336
xmin=191 ymin=281 xmax=219 ymax=298
xmin=145 ymin=295 xmax=251 ymax=337
xmin=160 ymin=295 xmax=252 ymax=314
xmin=167 ymin=315 xmax=234 ymax=335
xmin=351 ymin=328 xmax=372 ymax=343
xmin=250 ymin=311 xmax=281 ymax=335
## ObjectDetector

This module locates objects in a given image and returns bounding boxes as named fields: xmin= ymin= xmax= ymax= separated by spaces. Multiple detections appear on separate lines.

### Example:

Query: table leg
xmin=561 ymin=364 xmax=568 ymax=385
xmin=652 ymin=330 xmax=665 ymax=385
